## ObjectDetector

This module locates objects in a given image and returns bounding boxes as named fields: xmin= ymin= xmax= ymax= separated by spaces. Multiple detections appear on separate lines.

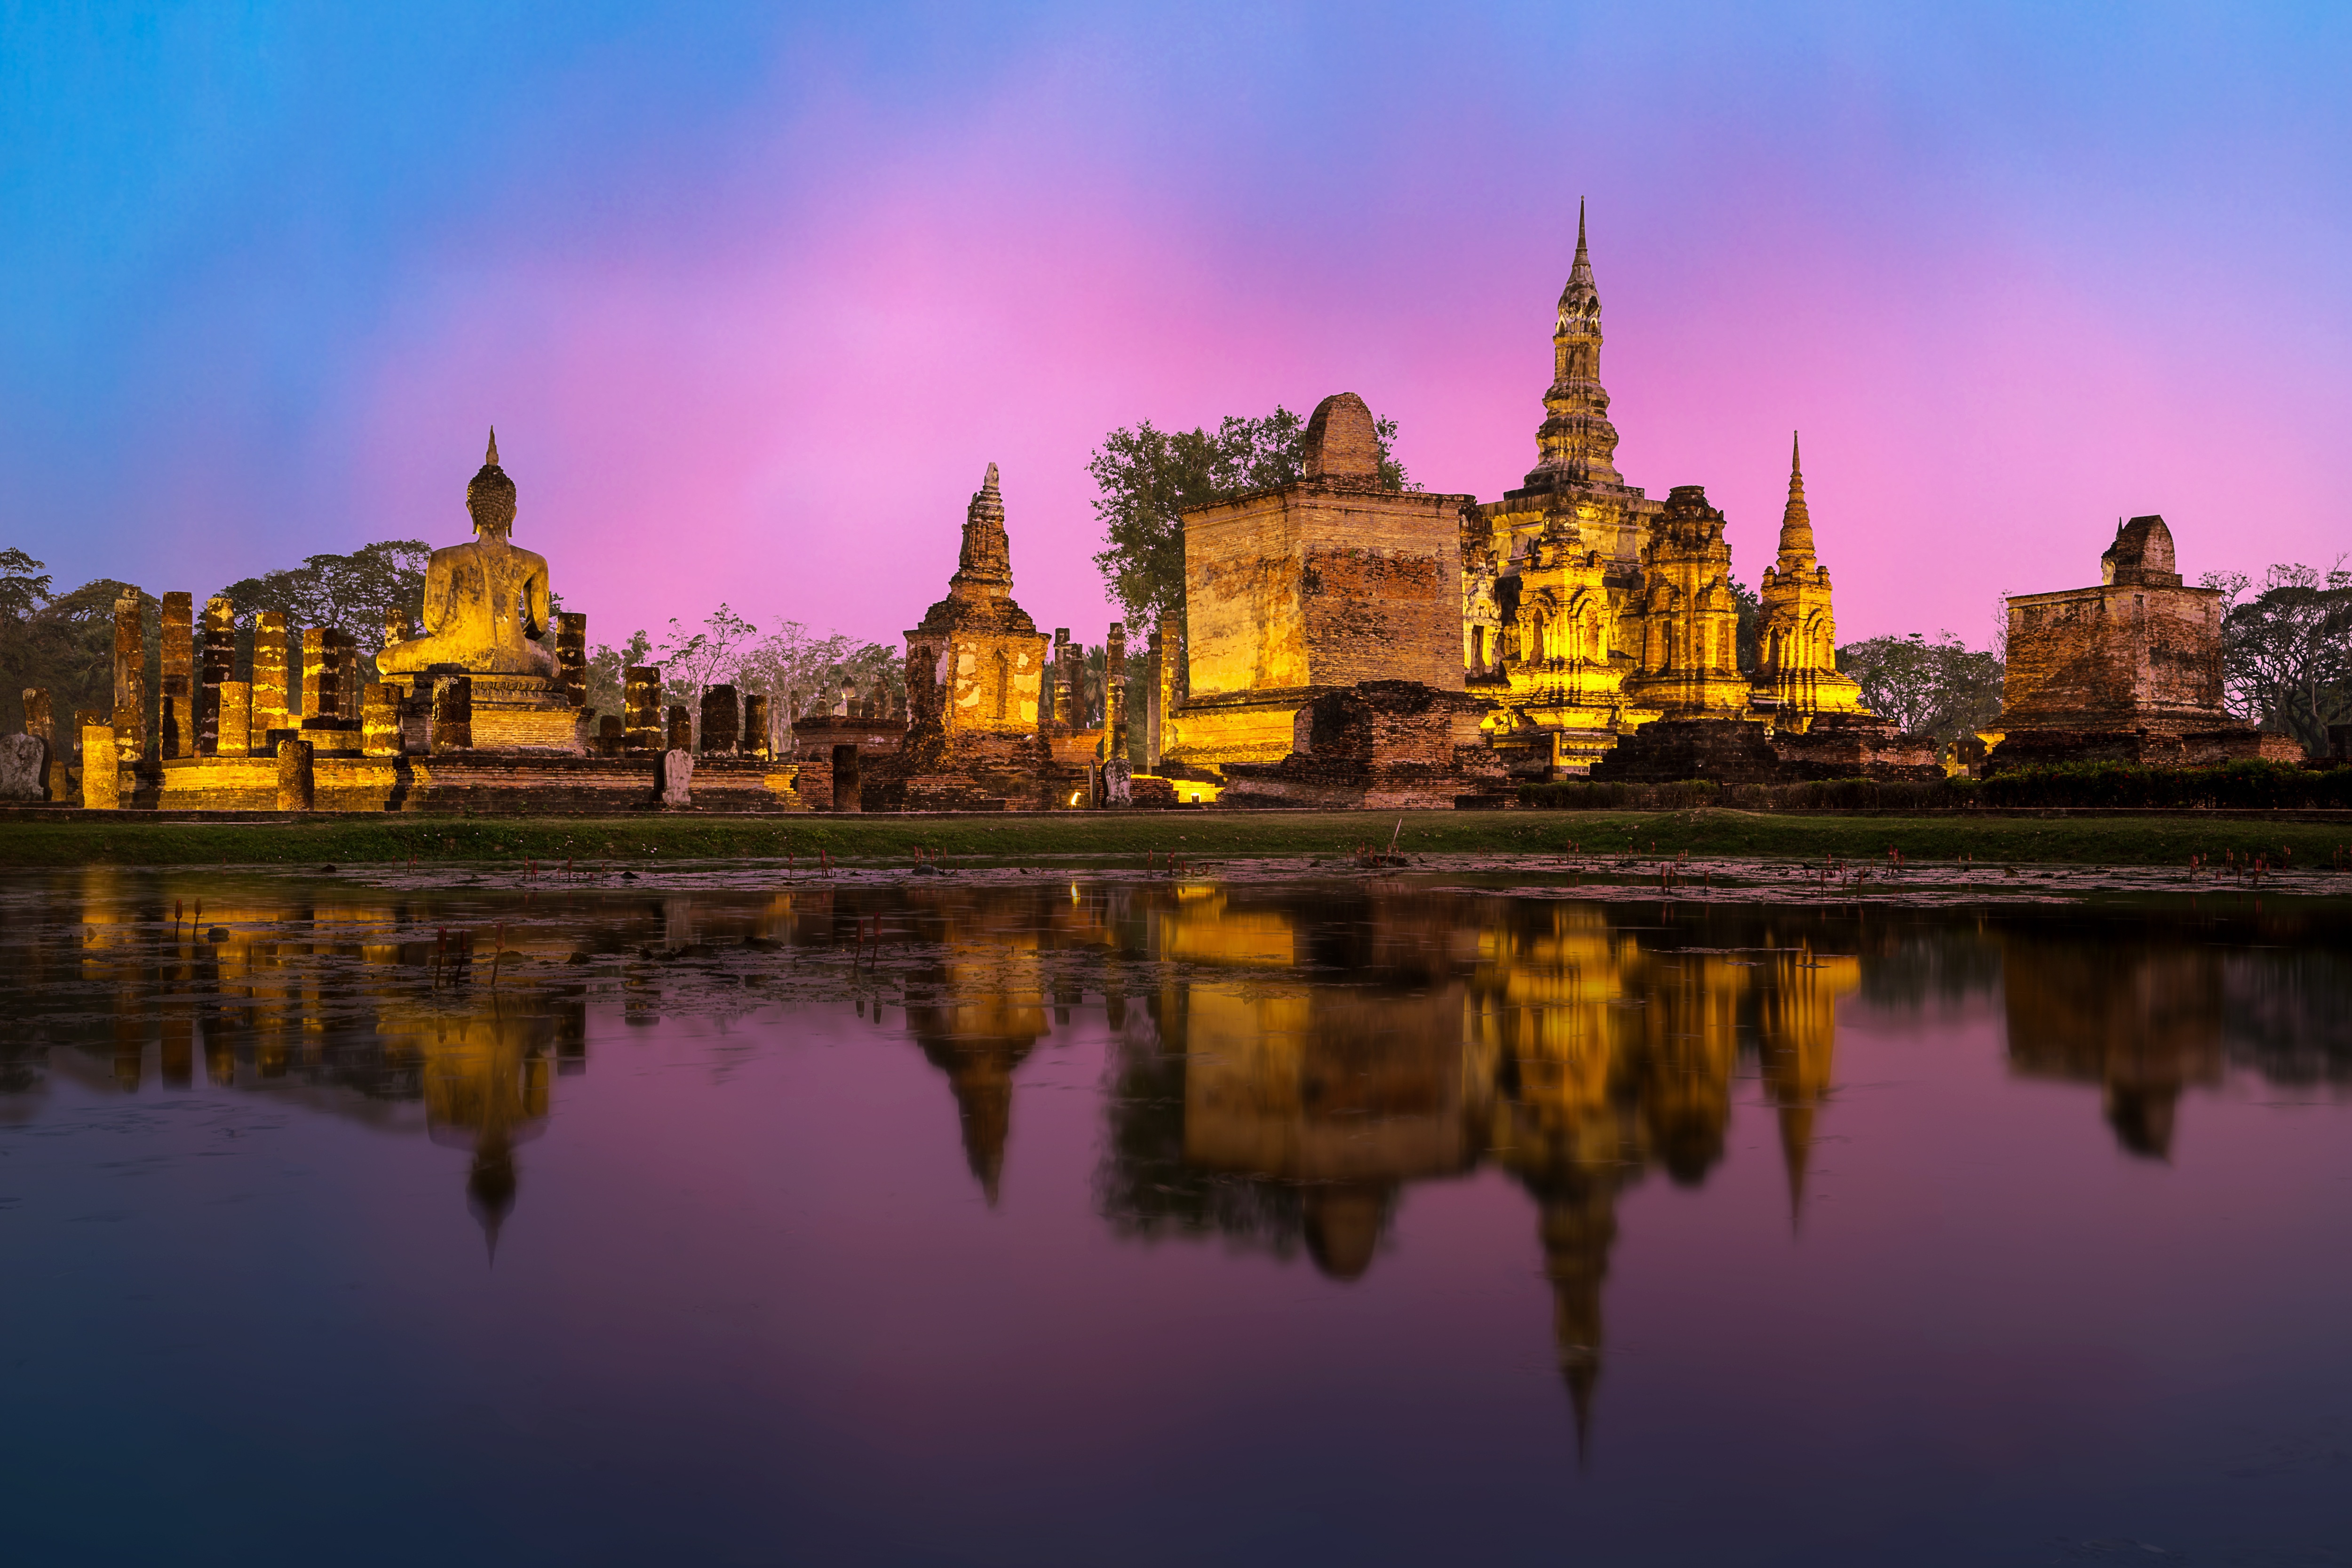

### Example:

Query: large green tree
xmin=2204 ymin=564 xmax=2352 ymax=756
xmin=1089 ymin=406 xmax=1410 ymax=632
xmin=1835 ymin=631 xmax=2005 ymax=746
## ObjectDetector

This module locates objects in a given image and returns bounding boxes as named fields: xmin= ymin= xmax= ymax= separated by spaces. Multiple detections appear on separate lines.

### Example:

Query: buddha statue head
xmin=467 ymin=428 xmax=518 ymax=540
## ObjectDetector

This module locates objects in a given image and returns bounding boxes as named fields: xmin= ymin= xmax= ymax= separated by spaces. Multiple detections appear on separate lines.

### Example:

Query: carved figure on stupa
xmin=379 ymin=430 xmax=555 ymax=678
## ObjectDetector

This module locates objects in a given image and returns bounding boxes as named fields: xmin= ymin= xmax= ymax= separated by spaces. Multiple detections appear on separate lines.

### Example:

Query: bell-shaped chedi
xmin=882 ymin=464 xmax=1069 ymax=810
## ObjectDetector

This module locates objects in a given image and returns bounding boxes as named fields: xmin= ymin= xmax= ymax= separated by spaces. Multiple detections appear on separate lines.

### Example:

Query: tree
xmin=2204 ymin=563 xmax=2352 ymax=756
xmin=1730 ymin=579 xmax=1763 ymax=673
xmin=1836 ymin=631 xmax=2005 ymax=746
xmin=215 ymin=540 xmax=431 ymax=685
xmin=1089 ymin=406 xmax=1410 ymax=632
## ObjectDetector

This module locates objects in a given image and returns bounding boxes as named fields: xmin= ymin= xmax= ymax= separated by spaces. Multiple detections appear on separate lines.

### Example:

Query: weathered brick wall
xmin=2002 ymin=583 xmax=2227 ymax=732
xmin=1183 ymin=480 xmax=1472 ymax=703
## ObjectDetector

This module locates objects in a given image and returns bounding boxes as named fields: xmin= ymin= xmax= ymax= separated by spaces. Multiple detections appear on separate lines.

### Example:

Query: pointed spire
xmin=1569 ymin=197 xmax=1592 ymax=288
xmin=1775 ymin=429 xmax=1818 ymax=570
xmin=485 ymin=426 xmax=500 ymax=468
xmin=950 ymin=461 xmax=1014 ymax=595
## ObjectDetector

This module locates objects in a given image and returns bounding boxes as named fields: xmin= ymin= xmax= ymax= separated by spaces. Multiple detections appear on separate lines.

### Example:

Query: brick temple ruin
xmin=1987 ymin=515 xmax=2299 ymax=772
xmin=3 ymin=212 xmax=2320 ymax=817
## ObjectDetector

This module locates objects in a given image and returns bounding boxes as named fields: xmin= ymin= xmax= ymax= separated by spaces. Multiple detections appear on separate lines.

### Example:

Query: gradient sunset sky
xmin=3 ymin=2 xmax=2346 ymax=650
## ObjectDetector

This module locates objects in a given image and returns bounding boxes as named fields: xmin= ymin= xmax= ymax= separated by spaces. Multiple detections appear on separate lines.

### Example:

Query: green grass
xmin=4 ymin=808 xmax=2351 ymax=868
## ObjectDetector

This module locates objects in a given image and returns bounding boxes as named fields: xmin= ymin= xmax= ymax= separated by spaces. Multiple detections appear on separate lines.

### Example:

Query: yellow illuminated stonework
xmin=1480 ymin=503 xmax=1659 ymax=772
xmin=377 ymin=430 xmax=556 ymax=681
xmin=1618 ymin=485 xmax=1753 ymax=717
xmin=1752 ymin=435 xmax=1870 ymax=732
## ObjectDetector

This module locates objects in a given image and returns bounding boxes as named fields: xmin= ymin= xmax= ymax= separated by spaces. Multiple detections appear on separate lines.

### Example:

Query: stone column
xmin=596 ymin=715 xmax=624 ymax=755
xmin=785 ymin=690 xmax=803 ymax=755
xmin=1144 ymin=627 xmax=1163 ymax=770
xmin=1106 ymin=621 xmax=1127 ymax=762
xmin=362 ymin=684 xmax=401 ymax=757
xmin=699 ymin=685 xmax=739 ymax=756
xmin=251 ymin=613 xmax=290 ymax=753
xmin=624 ymin=666 xmax=662 ymax=752
xmin=301 ymin=628 xmax=349 ymax=721
xmin=199 ymin=598 xmax=235 ymax=755
xmin=111 ymin=589 xmax=146 ymax=767
xmin=336 ymin=636 xmax=360 ymax=721
xmin=1049 ymin=629 xmax=1071 ymax=727
xmin=666 ymin=705 xmax=692 ymax=752
xmin=216 ymin=682 xmax=252 ymax=758
xmin=430 ymin=673 xmax=472 ymax=753
xmin=276 ymin=739 xmax=314 ymax=812
xmin=159 ymin=592 xmax=193 ymax=760
xmin=1157 ymin=612 xmax=1180 ymax=759
xmin=80 ymin=716 xmax=118 ymax=809
xmin=743 ymin=694 xmax=769 ymax=759
xmin=555 ymin=613 xmax=588 ymax=707
xmin=1064 ymin=638 xmax=1086 ymax=728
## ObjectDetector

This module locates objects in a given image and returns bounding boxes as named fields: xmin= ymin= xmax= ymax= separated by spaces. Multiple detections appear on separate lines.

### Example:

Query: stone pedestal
xmin=362 ymin=684 xmax=402 ymax=757
xmin=700 ymin=685 xmax=739 ymax=756
xmin=625 ymin=667 xmax=662 ymax=752
xmin=216 ymin=682 xmax=253 ymax=758
xmin=81 ymin=722 xmax=119 ymax=808
xmin=661 ymin=748 xmax=693 ymax=807
xmin=430 ymin=673 xmax=473 ymax=753
xmin=0 ymin=734 xmax=48 ymax=802
xmin=555 ymin=613 xmax=588 ymax=707
xmin=276 ymin=739 xmax=315 ymax=811
xmin=743 ymin=694 xmax=770 ymax=759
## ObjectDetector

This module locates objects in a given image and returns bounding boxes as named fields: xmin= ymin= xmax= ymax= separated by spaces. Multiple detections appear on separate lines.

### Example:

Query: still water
xmin=2 ymin=868 xmax=2349 ymax=1566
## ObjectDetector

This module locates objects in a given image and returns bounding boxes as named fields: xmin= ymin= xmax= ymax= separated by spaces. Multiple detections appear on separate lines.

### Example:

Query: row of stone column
xmin=1045 ymin=621 xmax=1142 ymax=759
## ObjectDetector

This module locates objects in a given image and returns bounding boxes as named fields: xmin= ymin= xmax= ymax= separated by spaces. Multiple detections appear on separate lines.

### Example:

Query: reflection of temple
xmin=2002 ymin=933 xmax=2223 ymax=1159
xmin=1087 ymin=889 xmax=1861 ymax=1449
xmin=38 ymin=872 xmax=584 ymax=1249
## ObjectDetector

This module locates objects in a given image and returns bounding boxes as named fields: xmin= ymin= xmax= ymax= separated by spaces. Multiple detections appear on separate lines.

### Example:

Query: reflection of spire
xmin=1538 ymin=1180 xmax=1619 ymax=1467
xmin=1303 ymin=1184 xmax=1391 ymax=1281
xmin=944 ymin=1056 xmax=1015 ymax=1205
xmin=468 ymin=1133 xmax=516 ymax=1263
xmin=1777 ymin=1102 xmax=1814 ymax=1232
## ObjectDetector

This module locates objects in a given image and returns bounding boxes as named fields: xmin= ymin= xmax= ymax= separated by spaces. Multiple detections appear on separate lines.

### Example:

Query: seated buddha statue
xmin=379 ymin=430 xmax=556 ymax=677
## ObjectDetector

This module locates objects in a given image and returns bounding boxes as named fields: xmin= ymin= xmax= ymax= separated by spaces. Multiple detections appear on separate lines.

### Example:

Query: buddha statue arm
xmin=419 ymin=551 xmax=457 ymax=635
xmin=523 ymin=565 xmax=550 ymax=642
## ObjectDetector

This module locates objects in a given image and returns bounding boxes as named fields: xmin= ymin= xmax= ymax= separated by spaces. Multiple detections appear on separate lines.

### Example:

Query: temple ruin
xmin=6 ymin=214 xmax=2327 ymax=817
xmin=1990 ymin=515 xmax=2299 ymax=770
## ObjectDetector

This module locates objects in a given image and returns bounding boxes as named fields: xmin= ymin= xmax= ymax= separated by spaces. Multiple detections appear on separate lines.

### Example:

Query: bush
xmin=1516 ymin=763 xmax=2352 ymax=812
xmin=1977 ymin=760 xmax=2352 ymax=810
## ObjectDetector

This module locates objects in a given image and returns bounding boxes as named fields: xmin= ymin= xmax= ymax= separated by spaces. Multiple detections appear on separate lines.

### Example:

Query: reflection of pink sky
xmin=18 ymin=975 xmax=2352 ymax=1559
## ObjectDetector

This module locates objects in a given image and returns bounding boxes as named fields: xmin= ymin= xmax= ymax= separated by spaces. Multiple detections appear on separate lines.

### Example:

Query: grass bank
xmin=5 ymin=809 xmax=2352 ymax=868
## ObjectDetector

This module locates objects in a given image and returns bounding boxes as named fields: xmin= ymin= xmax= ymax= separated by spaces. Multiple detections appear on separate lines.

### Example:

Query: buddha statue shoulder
xmin=379 ymin=430 xmax=556 ymax=678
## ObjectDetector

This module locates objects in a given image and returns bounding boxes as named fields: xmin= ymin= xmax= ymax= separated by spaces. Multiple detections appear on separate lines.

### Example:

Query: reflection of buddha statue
xmin=378 ymin=430 xmax=555 ymax=678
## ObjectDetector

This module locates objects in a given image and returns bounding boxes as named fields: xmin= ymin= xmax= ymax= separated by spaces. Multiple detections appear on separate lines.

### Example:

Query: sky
xmin=2 ymin=1 xmax=2347 ymax=652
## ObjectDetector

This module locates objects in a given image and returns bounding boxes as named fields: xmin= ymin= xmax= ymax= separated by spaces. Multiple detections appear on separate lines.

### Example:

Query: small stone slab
xmin=0 ymin=733 xmax=47 ymax=800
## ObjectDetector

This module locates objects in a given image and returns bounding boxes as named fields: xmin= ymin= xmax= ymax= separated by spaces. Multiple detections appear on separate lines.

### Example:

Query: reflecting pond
xmin=3 ymin=868 xmax=2350 ymax=1566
